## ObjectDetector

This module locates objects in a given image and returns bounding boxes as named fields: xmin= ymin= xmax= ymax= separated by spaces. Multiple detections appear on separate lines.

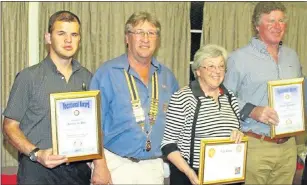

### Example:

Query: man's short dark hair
xmin=48 ymin=10 xmax=81 ymax=33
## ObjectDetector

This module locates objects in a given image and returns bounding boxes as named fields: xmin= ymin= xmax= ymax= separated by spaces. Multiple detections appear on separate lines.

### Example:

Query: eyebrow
xmin=134 ymin=28 xmax=156 ymax=31
xmin=206 ymin=60 xmax=224 ymax=64
xmin=55 ymin=30 xmax=79 ymax=34
xmin=55 ymin=30 xmax=66 ymax=33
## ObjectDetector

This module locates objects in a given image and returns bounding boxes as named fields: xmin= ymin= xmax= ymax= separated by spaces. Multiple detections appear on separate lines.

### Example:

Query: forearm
xmin=93 ymin=156 xmax=108 ymax=169
xmin=93 ymin=130 xmax=108 ymax=169
xmin=167 ymin=151 xmax=192 ymax=174
xmin=3 ymin=117 xmax=36 ymax=155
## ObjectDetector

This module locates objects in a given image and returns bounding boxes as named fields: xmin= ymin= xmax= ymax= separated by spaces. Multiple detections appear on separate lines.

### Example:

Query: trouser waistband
xmin=244 ymin=131 xmax=290 ymax=144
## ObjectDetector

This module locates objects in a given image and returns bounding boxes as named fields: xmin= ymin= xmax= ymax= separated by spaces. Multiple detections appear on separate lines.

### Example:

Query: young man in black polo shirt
xmin=2 ymin=10 xmax=110 ymax=185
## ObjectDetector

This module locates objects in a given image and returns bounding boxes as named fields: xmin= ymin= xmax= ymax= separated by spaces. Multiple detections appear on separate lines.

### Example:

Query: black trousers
xmin=17 ymin=154 xmax=91 ymax=185
xmin=169 ymin=163 xmax=198 ymax=185
xmin=169 ymin=163 xmax=243 ymax=185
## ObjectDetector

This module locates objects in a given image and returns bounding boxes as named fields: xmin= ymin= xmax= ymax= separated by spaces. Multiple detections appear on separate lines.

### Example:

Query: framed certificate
xmin=50 ymin=90 xmax=103 ymax=162
xmin=199 ymin=137 xmax=248 ymax=185
xmin=268 ymin=78 xmax=305 ymax=138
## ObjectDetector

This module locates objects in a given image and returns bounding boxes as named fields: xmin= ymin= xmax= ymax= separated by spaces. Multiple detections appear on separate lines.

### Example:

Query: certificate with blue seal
xmin=50 ymin=90 xmax=102 ymax=162
xmin=268 ymin=78 xmax=305 ymax=138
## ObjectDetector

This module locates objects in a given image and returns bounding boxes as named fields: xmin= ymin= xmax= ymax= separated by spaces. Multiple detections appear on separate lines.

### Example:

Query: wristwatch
xmin=29 ymin=147 xmax=40 ymax=162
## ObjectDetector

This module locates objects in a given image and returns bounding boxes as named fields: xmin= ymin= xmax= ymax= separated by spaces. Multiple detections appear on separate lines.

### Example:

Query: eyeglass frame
xmin=199 ymin=65 xmax=226 ymax=72
xmin=128 ymin=29 xmax=159 ymax=38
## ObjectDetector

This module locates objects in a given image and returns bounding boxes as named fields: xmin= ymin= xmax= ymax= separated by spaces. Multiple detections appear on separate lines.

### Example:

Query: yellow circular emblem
xmin=208 ymin=148 xmax=216 ymax=158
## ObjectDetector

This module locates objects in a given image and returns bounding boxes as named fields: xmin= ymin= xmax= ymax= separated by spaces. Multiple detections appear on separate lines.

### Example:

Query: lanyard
xmin=124 ymin=70 xmax=159 ymax=151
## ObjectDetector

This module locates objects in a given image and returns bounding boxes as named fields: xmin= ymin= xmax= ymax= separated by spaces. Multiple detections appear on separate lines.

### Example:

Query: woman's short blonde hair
xmin=191 ymin=44 xmax=228 ymax=79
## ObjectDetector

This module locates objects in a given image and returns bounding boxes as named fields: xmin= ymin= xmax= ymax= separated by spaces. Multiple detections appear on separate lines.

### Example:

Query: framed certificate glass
xmin=199 ymin=137 xmax=248 ymax=185
xmin=268 ymin=78 xmax=305 ymax=138
xmin=50 ymin=90 xmax=102 ymax=162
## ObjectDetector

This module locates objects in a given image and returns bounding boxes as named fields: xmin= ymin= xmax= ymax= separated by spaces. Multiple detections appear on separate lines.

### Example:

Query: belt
xmin=245 ymin=131 xmax=290 ymax=144
xmin=124 ymin=157 xmax=161 ymax=163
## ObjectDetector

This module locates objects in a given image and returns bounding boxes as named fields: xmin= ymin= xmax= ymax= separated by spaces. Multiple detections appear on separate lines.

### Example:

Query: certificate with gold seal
xmin=268 ymin=78 xmax=305 ymax=138
xmin=198 ymin=137 xmax=248 ymax=185
xmin=50 ymin=90 xmax=102 ymax=162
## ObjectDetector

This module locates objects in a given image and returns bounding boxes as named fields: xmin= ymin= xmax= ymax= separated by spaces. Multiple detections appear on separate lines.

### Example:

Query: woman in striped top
xmin=161 ymin=44 xmax=244 ymax=185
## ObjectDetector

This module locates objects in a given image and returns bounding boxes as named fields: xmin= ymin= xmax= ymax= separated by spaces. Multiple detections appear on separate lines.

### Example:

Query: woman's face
xmin=196 ymin=56 xmax=225 ymax=91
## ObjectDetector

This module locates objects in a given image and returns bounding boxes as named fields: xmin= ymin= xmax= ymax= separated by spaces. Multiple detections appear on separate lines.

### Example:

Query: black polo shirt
xmin=3 ymin=55 xmax=92 ymax=149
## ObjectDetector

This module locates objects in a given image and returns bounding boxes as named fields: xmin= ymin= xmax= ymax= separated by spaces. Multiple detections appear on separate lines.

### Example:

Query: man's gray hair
xmin=125 ymin=11 xmax=161 ymax=35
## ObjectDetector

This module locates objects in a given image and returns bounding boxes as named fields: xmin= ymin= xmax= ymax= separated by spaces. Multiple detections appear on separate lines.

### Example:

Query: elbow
xmin=2 ymin=118 xmax=9 ymax=135
xmin=2 ymin=117 xmax=19 ymax=137
xmin=161 ymin=143 xmax=179 ymax=157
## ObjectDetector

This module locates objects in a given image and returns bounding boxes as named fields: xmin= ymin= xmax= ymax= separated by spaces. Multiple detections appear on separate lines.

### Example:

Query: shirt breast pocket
xmin=158 ymin=86 xmax=173 ymax=116
xmin=28 ymin=87 xmax=50 ymax=116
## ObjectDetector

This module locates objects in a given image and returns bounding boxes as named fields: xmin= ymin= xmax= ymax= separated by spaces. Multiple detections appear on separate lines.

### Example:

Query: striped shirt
xmin=161 ymin=80 xmax=240 ymax=169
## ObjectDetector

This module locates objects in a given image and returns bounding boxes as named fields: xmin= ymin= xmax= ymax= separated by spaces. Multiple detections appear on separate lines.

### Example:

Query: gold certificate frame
xmin=199 ymin=137 xmax=248 ymax=185
xmin=50 ymin=90 xmax=102 ymax=162
xmin=268 ymin=78 xmax=305 ymax=139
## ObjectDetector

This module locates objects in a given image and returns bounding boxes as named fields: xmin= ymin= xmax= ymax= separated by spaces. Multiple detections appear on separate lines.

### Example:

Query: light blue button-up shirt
xmin=90 ymin=54 xmax=179 ymax=159
xmin=224 ymin=37 xmax=302 ymax=136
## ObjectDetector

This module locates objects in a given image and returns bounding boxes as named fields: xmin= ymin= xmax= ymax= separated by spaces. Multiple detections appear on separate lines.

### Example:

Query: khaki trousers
xmin=245 ymin=136 xmax=297 ymax=184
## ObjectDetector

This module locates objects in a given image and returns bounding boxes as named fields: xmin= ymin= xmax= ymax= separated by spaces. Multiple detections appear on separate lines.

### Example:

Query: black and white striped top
xmin=161 ymin=81 xmax=240 ymax=169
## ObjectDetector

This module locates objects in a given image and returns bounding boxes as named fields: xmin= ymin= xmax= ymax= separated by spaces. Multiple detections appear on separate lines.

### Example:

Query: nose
xmin=273 ymin=22 xmax=281 ymax=29
xmin=271 ymin=20 xmax=283 ymax=30
xmin=214 ymin=67 xmax=222 ymax=73
xmin=65 ymin=35 xmax=72 ymax=43
xmin=141 ymin=33 xmax=149 ymax=42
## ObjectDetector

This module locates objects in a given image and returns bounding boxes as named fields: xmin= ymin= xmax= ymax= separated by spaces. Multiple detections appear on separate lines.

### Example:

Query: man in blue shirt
xmin=224 ymin=2 xmax=302 ymax=185
xmin=90 ymin=11 xmax=179 ymax=184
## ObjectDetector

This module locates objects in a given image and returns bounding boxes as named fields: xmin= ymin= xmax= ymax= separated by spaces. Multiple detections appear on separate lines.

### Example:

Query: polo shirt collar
xmin=44 ymin=55 xmax=82 ymax=73
xmin=189 ymin=80 xmax=229 ymax=98
xmin=250 ymin=37 xmax=283 ymax=54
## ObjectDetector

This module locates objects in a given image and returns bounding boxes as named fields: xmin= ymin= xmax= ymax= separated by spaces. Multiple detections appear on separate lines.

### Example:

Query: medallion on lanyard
xmin=145 ymin=130 xmax=152 ymax=151
xmin=145 ymin=140 xmax=151 ymax=152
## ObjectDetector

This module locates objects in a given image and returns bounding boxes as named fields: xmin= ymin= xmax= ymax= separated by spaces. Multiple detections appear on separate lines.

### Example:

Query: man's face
xmin=256 ymin=10 xmax=286 ymax=46
xmin=45 ymin=21 xmax=81 ymax=60
xmin=125 ymin=21 xmax=159 ymax=64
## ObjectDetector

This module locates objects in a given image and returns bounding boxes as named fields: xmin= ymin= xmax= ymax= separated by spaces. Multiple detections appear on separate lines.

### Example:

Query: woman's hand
xmin=185 ymin=167 xmax=200 ymax=185
xmin=230 ymin=130 xmax=244 ymax=143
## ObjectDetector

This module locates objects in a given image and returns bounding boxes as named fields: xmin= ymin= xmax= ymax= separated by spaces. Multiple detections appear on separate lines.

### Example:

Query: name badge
xmin=132 ymin=102 xmax=145 ymax=123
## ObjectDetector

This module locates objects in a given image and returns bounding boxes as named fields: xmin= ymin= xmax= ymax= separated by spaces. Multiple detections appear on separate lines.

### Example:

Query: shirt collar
xmin=189 ymin=80 xmax=229 ymax=98
xmin=44 ymin=55 xmax=82 ymax=73
xmin=250 ymin=37 xmax=283 ymax=54
xmin=112 ymin=54 xmax=162 ymax=73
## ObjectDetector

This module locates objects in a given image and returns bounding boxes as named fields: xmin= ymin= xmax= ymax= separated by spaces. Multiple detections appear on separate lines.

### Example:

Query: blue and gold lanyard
xmin=124 ymin=70 xmax=159 ymax=152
